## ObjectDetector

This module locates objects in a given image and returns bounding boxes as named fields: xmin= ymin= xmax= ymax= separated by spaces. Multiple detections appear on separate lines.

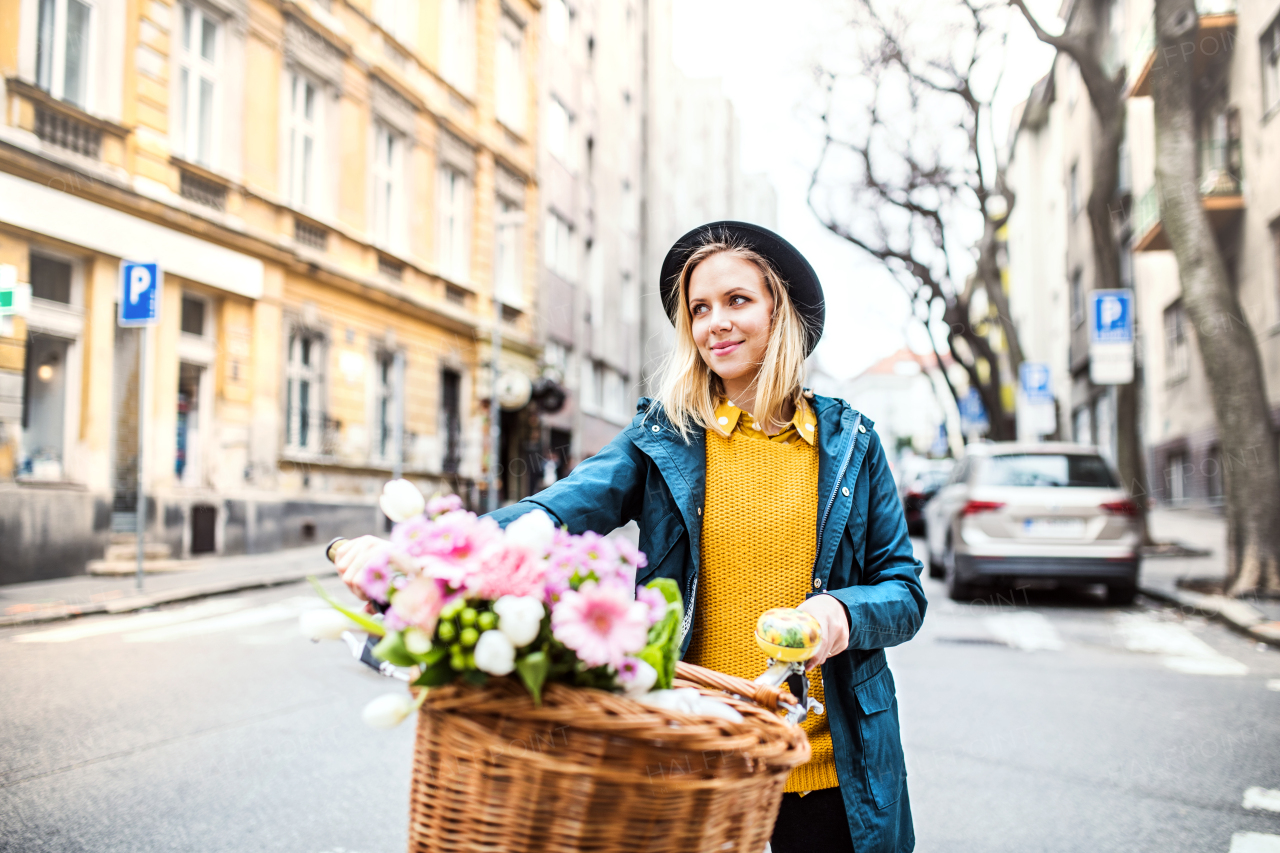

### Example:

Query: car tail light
xmin=961 ymin=500 xmax=1005 ymax=516
xmin=1101 ymin=499 xmax=1141 ymax=517
xmin=906 ymin=489 xmax=924 ymax=499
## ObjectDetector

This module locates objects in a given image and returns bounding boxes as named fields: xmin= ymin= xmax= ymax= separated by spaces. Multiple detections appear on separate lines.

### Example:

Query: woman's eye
xmin=731 ymin=295 xmax=748 ymax=306
xmin=690 ymin=304 xmax=706 ymax=315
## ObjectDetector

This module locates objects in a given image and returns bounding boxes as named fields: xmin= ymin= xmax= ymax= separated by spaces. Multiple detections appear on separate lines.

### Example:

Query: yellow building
xmin=0 ymin=0 xmax=542 ymax=582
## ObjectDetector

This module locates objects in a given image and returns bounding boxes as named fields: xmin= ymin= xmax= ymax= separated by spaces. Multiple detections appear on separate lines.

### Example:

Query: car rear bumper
xmin=955 ymin=553 xmax=1140 ymax=585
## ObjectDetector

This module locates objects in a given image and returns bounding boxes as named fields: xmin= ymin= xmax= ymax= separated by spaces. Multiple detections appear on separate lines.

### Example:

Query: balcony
xmin=1128 ymin=0 xmax=1237 ymax=98
xmin=1132 ymin=140 xmax=1244 ymax=251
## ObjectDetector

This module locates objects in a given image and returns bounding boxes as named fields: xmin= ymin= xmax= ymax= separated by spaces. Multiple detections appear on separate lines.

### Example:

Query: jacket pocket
xmin=854 ymin=665 xmax=906 ymax=809
xmin=636 ymin=508 xmax=686 ymax=587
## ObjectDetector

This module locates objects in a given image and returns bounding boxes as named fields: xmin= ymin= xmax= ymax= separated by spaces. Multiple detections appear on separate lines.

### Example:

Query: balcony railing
xmin=1132 ymin=139 xmax=1243 ymax=251
xmin=34 ymin=106 xmax=102 ymax=159
xmin=1128 ymin=0 xmax=1238 ymax=96
xmin=1133 ymin=186 xmax=1161 ymax=247
xmin=1198 ymin=138 xmax=1243 ymax=196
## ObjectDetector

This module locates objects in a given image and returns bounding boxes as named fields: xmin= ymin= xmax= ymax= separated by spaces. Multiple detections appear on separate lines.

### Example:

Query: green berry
xmin=450 ymin=653 xmax=466 ymax=671
xmin=440 ymin=600 xmax=464 ymax=620
xmin=477 ymin=611 xmax=498 ymax=631
xmin=438 ymin=621 xmax=457 ymax=643
xmin=459 ymin=607 xmax=478 ymax=627
xmin=464 ymin=652 xmax=475 ymax=669
xmin=459 ymin=627 xmax=479 ymax=648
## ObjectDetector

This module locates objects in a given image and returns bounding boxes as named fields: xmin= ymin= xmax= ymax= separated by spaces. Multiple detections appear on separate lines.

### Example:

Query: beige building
xmin=0 ymin=0 xmax=542 ymax=583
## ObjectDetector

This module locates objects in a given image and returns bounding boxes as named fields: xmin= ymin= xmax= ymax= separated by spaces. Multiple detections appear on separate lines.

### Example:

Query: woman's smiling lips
xmin=709 ymin=340 xmax=743 ymax=357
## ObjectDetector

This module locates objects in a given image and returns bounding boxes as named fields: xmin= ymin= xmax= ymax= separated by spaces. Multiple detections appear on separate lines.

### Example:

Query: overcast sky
xmin=670 ymin=0 xmax=1060 ymax=381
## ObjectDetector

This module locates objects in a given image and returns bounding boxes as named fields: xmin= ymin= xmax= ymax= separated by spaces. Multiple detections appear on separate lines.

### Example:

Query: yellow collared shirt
xmin=713 ymin=397 xmax=818 ymax=445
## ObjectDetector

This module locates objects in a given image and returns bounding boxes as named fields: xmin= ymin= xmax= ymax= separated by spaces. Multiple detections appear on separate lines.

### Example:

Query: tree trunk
xmin=1150 ymin=0 xmax=1280 ymax=596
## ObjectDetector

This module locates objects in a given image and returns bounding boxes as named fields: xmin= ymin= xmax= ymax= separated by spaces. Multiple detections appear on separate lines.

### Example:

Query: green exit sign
xmin=0 ymin=266 xmax=30 ymax=317
xmin=0 ymin=289 xmax=11 ymax=311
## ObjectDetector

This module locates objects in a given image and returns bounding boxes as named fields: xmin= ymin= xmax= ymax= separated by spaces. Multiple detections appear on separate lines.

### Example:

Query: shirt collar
xmin=712 ymin=397 xmax=818 ymax=445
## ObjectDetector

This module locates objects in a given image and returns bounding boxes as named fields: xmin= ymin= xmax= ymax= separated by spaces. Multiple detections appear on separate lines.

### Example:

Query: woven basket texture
xmin=408 ymin=662 xmax=811 ymax=853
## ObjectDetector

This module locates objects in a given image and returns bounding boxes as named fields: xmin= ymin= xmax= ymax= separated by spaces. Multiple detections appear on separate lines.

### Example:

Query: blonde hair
xmin=652 ymin=239 xmax=812 ymax=439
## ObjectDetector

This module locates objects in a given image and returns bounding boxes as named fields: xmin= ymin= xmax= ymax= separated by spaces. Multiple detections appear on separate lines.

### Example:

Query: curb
xmin=0 ymin=568 xmax=337 ymax=629
xmin=1139 ymin=583 xmax=1280 ymax=649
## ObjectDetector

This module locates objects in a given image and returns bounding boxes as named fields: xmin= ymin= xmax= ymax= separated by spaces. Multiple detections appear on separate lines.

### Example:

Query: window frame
xmin=494 ymin=194 xmax=524 ymax=307
xmin=172 ymin=2 xmax=222 ymax=168
xmin=545 ymin=211 xmax=576 ymax=282
xmin=1262 ymin=13 xmax=1280 ymax=118
xmin=284 ymin=69 xmax=323 ymax=213
xmin=495 ymin=12 xmax=526 ymax=133
xmin=371 ymin=121 xmax=405 ymax=252
xmin=284 ymin=328 xmax=327 ymax=454
xmin=35 ymin=0 xmax=96 ymax=110
xmin=439 ymin=0 xmax=476 ymax=95
xmin=545 ymin=96 xmax=574 ymax=168
xmin=1163 ymin=299 xmax=1189 ymax=382
xmin=436 ymin=164 xmax=472 ymax=283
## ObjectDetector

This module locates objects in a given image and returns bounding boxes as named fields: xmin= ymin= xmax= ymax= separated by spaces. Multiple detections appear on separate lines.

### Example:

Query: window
xmin=441 ymin=367 xmax=461 ymax=474
xmin=1069 ymin=161 xmax=1080 ymax=219
xmin=1164 ymin=300 xmax=1189 ymax=381
xmin=580 ymin=359 xmax=602 ymax=412
xmin=372 ymin=123 xmax=404 ymax=250
xmin=495 ymin=13 xmax=525 ymax=132
xmin=602 ymin=367 xmax=627 ymax=421
xmin=546 ymin=0 xmax=570 ymax=45
xmin=285 ymin=331 xmax=325 ymax=452
xmin=586 ymin=239 xmax=603 ymax=327
xmin=545 ymin=211 xmax=575 ymax=281
xmin=439 ymin=0 xmax=475 ymax=93
xmin=494 ymin=196 xmax=523 ymax=305
xmin=1073 ymin=404 xmax=1093 ymax=445
xmin=1070 ymin=268 xmax=1084 ymax=328
xmin=285 ymin=71 xmax=322 ymax=211
xmin=180 ymin=294 xmax=207 ymax=336
xmin=30 ymin=254 xmax=72 ymax=304
xmin=373 ymin=0 xmax=415 ymax=45
xmin=375 ymin=353 xmax=395 ymax=459
xmin=436 ymin=166 xmax=471 ymax=281
xmin=976 ymin=453 xmax=1119 ymax=488
xmin=1263 ymin=16 xmax=1280 ymax=115
xmin=21 ymin=332 xmax=73 ymax=479
xmin=36 ymin=0 xmax=93 ymax=109
xmin=545 ymin=97 xmax=573 ymax=167
xmin=1165 ymin=450 xmax=1188 ymax=502
xmin=173 ymin=4 xmax=220 ymax=167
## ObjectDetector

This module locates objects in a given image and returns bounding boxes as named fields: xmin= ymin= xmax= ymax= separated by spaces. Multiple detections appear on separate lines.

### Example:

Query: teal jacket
xmin=489 ymin=394 xmax=926 ymax=853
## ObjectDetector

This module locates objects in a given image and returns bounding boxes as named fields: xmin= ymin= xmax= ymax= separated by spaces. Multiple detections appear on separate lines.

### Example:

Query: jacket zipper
xmin=811 ymin=414 xmax=862 ymax=585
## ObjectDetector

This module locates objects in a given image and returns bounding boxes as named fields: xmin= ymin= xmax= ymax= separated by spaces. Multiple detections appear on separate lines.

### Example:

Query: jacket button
xmin=858 ymin=424 xmax=867 ymax=433
xmin=842 ymin=486 xmax=850 ymax=497
xmin=813 ymin=578 xmax=822 ymax=589
xmin=651 ymin=425 xmax=660 ymax=432
xmin=697 ymin=507 xmax=702 ymax=516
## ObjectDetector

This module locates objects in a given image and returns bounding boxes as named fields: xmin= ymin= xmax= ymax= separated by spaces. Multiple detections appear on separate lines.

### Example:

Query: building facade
xmin=0 ymin=0 xmax=542 ymax=582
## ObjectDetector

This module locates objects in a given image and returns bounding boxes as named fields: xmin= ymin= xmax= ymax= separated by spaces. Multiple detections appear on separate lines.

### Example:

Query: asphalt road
xmin=1 ymin=544 xmax=1278 ymax=853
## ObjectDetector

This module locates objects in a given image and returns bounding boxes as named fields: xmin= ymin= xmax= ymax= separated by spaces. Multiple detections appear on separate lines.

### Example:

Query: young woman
xmin=336 ymin=221 xmax=926 ymax=853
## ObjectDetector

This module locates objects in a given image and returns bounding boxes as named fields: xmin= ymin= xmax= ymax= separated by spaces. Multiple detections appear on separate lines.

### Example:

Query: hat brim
xmin=659 ymin=221 xmax=825 ymax=355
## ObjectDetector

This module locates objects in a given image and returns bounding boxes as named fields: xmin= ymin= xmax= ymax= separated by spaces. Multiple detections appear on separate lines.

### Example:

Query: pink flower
xmin=551 ymin=581 xmax=650 ymax=668
xmin=614 ymin=537 xmax=648 ymax=571
xmin=354 ymin=550 xmax=393 ymax=604
xmin=394 ymin=510 xmax=496 ymax=564
xmin=635 ymin=585 xmax=668 ymax=626
xmin=465 ymin=542 xmax=547 ymax=600
xmin=426 ymin=493 xmax=464 ymax=518
xmin=389 ymin=576 xmax=446 ymax=635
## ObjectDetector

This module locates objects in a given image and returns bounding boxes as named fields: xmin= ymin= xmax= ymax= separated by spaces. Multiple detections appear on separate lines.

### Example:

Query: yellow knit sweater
xmin=685 ymin=416 xmax=839 ymax=792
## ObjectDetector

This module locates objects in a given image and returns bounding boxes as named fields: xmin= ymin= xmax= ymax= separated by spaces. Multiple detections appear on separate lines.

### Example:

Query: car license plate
xmin=1022 ymin=517 xmax=1086 ymax=538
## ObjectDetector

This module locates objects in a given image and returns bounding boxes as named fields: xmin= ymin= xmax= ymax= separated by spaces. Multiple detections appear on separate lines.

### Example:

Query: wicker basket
xmin=408 ymin=661 xmax=811 ymax=853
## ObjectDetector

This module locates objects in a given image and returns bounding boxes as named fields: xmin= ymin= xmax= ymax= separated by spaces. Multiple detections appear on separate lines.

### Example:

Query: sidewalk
xmin=1140 ymin=507 xmax=1280 ymax=647
xmin=0 ymin=546 xmax=335 ymax=628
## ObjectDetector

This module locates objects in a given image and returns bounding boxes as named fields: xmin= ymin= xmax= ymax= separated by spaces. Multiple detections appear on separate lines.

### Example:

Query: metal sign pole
xmin=136 ymin=323 xmax=147 ymax=591
xmin=391 ymin=350 xmax=405 ymax=481
xmin=488 ymin=296 xmax=502 ymax=513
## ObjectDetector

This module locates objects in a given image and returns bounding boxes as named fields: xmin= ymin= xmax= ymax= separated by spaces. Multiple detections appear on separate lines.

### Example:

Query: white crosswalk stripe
xmin=1243 ymin=787 xmax=1280 ymax=813
xmin=12 ymin=598 xmax=249 ymax=643
xmin=1112 ymin=612 xmax=1248 ymax=676
xmin=983 ymin=612 xmax=1064 ymax=651
xmin=1229 ymin=832 xmax=1280 ymax=852
xmin=122 ymin=597 xmax=323 ymax=643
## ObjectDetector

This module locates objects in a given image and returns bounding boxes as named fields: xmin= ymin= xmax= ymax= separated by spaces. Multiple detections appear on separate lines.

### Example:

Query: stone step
xmin=104 ymin=542 xmax=173 ymax=562
xmin=85 ymin=559 xmax=194 ymax=576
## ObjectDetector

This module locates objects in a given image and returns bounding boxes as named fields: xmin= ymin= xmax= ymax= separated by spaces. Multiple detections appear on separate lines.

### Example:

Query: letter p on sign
xmin=119 ymin=262 xmax=161 ymax=327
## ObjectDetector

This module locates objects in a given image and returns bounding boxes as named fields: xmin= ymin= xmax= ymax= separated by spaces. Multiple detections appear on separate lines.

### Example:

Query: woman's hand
xmin=333 ymin=535 xmax=387 ymax=602
xmin=797 ymin=594 xmax=851 ymax=670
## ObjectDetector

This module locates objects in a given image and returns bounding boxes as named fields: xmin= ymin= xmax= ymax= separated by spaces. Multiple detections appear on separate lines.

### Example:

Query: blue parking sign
xmin=1090 ymin=289 xmax=1133 ymax=344
xmin=119 ymin=262 xmax=161 ymax=327
xmin=1019 ymin=362 xmax=1052 ymax=401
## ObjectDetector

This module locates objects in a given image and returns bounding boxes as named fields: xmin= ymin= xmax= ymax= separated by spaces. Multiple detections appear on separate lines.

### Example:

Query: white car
xmin=922 ymin=442 xmax=1142 ymax=603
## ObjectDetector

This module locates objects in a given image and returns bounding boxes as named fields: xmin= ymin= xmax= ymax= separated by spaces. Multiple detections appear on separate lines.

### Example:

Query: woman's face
xmin=686 ymin=253 xmax=775 ymax=386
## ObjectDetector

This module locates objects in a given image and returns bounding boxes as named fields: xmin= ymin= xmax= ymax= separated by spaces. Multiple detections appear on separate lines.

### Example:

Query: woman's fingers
xmin=333 ymin=535 xmax=386 ymax=601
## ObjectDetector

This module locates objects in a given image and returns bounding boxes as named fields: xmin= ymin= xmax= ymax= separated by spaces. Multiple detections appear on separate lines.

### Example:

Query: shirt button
xmin=842 ymin=486 xmax=850 ymax=497
xmin=813 ymin=578 xmax=822 ymax=589
xmin=718 ymin=416 xmax=728 ymax=425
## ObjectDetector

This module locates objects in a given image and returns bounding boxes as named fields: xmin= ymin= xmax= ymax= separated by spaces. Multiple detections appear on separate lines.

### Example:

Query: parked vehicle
xmin=898 ymin=461 xmax=953 ymax=537
xmin=922 ymin=443 xmax=1141 ymax=604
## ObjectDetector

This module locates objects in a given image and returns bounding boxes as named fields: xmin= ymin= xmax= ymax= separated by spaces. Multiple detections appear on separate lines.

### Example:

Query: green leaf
xmin=307 ymin=576 xmax=386 ymax=636
xmin=373 ymin=632 xmax=418 ymax=667
xmin=516 ymin=651 xmax=550 ymax=705
xmin=414 ymin=655 xmax=456 ymax=687
xmin=463 ymin=669 xmax=489 ymax=686
xmin=646 ymin=576 xmax=682 ymax=607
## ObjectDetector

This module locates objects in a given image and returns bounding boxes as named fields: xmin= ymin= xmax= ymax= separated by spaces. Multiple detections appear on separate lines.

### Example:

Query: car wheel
xmin=927 ymin=529 xmax=944 ymax=580
xmin=944 ymin=537 xmax=979 ymax=601
xmin=1105 ymin=583 xmax=1137 ymax=606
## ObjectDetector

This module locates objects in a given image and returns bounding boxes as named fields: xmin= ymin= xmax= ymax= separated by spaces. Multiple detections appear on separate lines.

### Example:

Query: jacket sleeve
xmin=485 ymin=429 xmax=648 ymax=533
xmin=826 ymin=429 xmax=928 ymax=650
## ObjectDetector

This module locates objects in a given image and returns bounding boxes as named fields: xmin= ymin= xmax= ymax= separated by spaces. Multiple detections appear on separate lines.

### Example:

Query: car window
xmin=977 ymin=454 xmax=1119 ymax=488
xmin=946 ymin=458 xmax=971 ymax=486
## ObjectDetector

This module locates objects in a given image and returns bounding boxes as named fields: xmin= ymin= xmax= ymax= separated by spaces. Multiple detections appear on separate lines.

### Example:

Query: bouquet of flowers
xmin=306 ymin=479 xmax=685 ymax=728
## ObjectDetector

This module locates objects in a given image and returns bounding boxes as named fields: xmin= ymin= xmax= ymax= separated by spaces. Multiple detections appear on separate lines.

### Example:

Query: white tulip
xmin=380 ymin=478 xmax=426 ymax=522
xmin=299 ymin=608 xmax=363 ymax=641
xmin=362 ymin=693 xmax=416 ymax=729
xmin=404 ymin=628 xmax=432 ymax=656
xmin=504 ymin=509 xmax=555 ymax=554
xmin=493 ymin=595 xmax=545 ymax=648
xmin=622 ymin=660 xmax=658 ymax=699
xmin=636 ymin=688 xmax=743 ymax=723
xmin=473 ymin=629 xmax=516 ymax=676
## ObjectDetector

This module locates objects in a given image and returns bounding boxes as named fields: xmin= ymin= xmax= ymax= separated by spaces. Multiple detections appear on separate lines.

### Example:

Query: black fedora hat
xmin=659 ymin=221 xmax=825 ymax=354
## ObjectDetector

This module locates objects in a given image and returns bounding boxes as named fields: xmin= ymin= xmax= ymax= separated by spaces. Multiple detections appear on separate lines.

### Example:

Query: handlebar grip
xmin=324 ymin=537 xmax=348 ymax=564
xmin=674 ymin=661 xmax=798 ymax=711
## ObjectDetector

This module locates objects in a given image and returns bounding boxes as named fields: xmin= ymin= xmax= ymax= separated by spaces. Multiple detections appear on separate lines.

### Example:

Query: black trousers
xmin=770 ymin=787 xmax=855 ymax=853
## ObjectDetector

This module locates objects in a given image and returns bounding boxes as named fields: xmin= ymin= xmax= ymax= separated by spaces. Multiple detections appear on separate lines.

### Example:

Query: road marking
xmin=1229 ymin=832 xmax=1280 ymax=853
xmin=1243 ymin=787 xmax=1280 ymax=813
xmin=1113 ymin=613 xmax=1247 ymax=676
xmin=12 ymin=599 xmax=248 ymax=643
xmin=122 ymin=597 xmax=323 ymax=642
xmin=1267 ymin=679 xmax=1280 ymax=692
xmin=983 ymin=612 xmax=1064 ymax=651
